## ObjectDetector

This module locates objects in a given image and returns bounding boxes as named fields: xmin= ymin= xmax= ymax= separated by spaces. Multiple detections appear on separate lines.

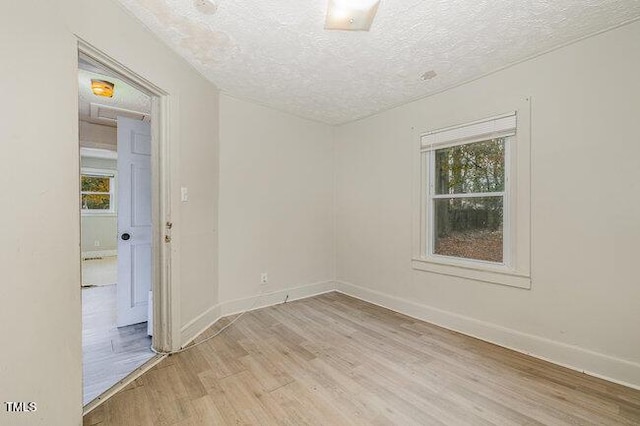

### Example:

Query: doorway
xmin=78 ymin=44 xmax=171 ymax=407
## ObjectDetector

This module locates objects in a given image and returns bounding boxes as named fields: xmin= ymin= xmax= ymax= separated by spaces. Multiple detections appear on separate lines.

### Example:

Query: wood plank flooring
xmin=83 ymin=285 xmax=154 ymax=405
xmin=84 ymin=292 xmax=640 ymax=425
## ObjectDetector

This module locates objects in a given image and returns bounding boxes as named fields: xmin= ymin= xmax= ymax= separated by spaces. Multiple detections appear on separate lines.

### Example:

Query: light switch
xmin=181 ymin=187 xmax=189 ymax=202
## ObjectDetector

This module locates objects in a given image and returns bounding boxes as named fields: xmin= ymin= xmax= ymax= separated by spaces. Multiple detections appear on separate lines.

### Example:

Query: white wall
xmin=334 ymin=21 xmax=640 ymax=388
xmin=218 ymin=95 xmax=335 ymax=310
xmin=2 ymin=2 xmax=638 ymax=424
xmin=81 ymin=214 xmax=117 ymax=253
xmin=0 ymin=1 xmax=219 ymax=424
xmin=79 ymin=121 xmax=117 ymax=149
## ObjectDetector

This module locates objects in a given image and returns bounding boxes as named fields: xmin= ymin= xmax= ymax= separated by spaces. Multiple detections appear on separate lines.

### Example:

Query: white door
xmin=117 ymin=116 xmax=152 ymax=327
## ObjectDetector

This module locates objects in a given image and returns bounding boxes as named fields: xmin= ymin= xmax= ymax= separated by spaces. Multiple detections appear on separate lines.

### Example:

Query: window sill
xmin=81 ymin=212 xmax=117 ymax=217
xmin=411 ymin=257 xmax=531 ymax=289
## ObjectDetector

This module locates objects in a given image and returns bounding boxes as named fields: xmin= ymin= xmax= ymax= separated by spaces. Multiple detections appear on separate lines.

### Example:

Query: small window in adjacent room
xmin=413 ymin=103 xmax=531 ymax=289
xmin=81 ymin=169 xmax=115 ymax=214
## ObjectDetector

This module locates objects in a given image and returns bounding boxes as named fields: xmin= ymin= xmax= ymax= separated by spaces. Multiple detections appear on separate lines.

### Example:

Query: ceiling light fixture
xmin=420 ymin=70 xmax=437 ymax=81
xmin=91 ymin=79 xmax=115 ymax=98
xmin=193 ymin=0 xmax=217 ymax=15
xmin=325 ymin=0 xmax=380 ymax=31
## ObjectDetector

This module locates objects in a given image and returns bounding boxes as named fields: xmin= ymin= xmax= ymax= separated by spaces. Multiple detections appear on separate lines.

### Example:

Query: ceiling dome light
xmin=91 ymin=79 xmax=115 ymax=98
xmin=325 ymin=0 xmax=380 ymax=31
xmin=193 ymin=0 xmax=217 ymax=15
xmin=420 ymin=70 xmax=437 ymax=81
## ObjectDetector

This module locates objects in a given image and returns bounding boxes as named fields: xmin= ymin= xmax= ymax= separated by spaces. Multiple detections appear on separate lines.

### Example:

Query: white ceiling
xmin=78 ymin=67 xmax=151 ymax=126
xmin=117 ymin=0 xmax=640 ymax=124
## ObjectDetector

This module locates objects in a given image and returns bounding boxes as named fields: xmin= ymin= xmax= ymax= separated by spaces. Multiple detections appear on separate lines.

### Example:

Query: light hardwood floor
xmin=83 ymin=285 xmax=154 ymax=404
xmin=84 ymin=292 xmax=640 ymax=425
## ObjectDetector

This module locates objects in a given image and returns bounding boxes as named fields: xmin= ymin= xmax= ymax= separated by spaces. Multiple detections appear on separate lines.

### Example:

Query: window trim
xmin=80 ymin=167 xmax=117 ymax=216
xmin=412 ymin=97 xmax=531 ymax=289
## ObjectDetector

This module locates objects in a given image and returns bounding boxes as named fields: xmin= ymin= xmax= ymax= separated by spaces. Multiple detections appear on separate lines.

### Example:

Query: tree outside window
xmin=81 ymin=172 xmax=115 ymax=213
xmin=431 ymin=138 xmax=505 ymax=263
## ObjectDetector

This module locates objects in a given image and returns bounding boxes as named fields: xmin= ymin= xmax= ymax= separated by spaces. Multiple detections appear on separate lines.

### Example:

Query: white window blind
xmin=421 ymin=112 xmax=516 ymax=151
xmin=82 ymin=172 xmax=115 ymax=178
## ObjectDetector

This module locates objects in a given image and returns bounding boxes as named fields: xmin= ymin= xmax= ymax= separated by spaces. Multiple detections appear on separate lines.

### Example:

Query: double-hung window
xmin=413 ymin=107 xmax=531 ymax=289
xmin=81 ymin=168 xmax=116 ymax=214
xmin=426 ymin=114 xmax=514 ymax=265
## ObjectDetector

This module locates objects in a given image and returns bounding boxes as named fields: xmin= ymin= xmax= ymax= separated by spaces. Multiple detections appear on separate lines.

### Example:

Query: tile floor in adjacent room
xmin=82 ymin=256 xmax=154 ymax=405
xmin=82 ymin=256 xmax=118 ymax=287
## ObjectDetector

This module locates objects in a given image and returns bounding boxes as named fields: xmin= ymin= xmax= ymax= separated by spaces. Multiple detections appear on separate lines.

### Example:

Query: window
xmin=430 ymin=134 xmax=509 ymax=265
xmin=413 ymin=102 xmax=531 ymax=289
xmin=81 ymin=169 xmax=115 ymax=214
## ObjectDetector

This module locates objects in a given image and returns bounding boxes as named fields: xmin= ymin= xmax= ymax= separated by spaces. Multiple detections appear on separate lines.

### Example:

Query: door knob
xmin=121 ymin=233 xmax=131 ymax=241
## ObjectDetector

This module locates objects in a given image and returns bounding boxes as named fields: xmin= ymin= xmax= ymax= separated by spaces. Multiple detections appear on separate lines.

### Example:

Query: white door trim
xmin=78 ymin=39 xmax=177 ymax=354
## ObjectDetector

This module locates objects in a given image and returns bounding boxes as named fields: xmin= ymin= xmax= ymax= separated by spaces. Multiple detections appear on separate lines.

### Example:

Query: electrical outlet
xmin=94 ymin=240 xmax=100 ymax=247
xmin=260 ymin=273 xmax=268 ymax=285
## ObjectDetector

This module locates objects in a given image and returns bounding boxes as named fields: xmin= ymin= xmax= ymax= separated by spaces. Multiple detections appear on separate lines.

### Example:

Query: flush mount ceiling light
xmin=193 ymin=0 xmax=217 ymax=15
xmin=420 ymin=70 xmax=438 ymax=81
xmin=91 ymin=79 xmax=114 ymax=98
xmin=325 ymin=0 xmax=381 ymax=31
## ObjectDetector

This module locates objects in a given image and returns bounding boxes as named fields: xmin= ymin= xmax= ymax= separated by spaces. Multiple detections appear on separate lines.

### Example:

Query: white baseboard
xmin=179 ymin=303 xmax=222 ymax=349
xmin=180 ymin=280 xmax=335 ymax=348
xmin=82 ymin=249 xmax=117 ymax=259
xmin=178 ymin=278 xmax=640 ymax=390
xmin=335 ymin=280 xmax=640 ymax=390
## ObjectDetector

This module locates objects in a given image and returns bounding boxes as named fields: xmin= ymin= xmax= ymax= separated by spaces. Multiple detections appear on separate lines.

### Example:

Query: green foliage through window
xmin=81 ymin=176 xmax=110 ymax=192
xmin=435 ymin=138 xmax=505 ymax=194
xmin=431 ymin=138 xmax=506 ymax=263
xmin=81 ymin=174 xmax=112 ymax=211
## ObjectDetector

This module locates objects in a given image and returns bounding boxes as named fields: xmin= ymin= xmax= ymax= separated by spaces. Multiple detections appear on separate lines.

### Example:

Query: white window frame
xmin=412 ymin=97 xmax=531 ymax=289
xmin=80 ymin=167 xmax=116 ymax=216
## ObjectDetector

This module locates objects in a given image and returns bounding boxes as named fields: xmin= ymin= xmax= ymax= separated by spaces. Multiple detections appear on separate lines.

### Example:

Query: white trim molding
xmin=82 ymin=249 xmax=117 ymax=259
xmin=179 ymin=280 xmax=336 ymax=348
xmin=335 ymin=280 xmax=640 ymax=391
xmin=411 ymin=259 xmax=531 ymax=289
xmin=179 ymin=278 xmax=640 ymax=390
xmin=80 ymin=276 xmax=640 ymax=412
xmin=80 ymin=147 xmax=117 ymax=160
xmin=78 ymin=39 xmax=175 ymax=355
xmin=412 ymin=96 xmax=532 ymax=289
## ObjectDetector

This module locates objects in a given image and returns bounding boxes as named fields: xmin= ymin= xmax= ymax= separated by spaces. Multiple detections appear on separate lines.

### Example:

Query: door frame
xmin=78 ymin=40 xmax=175 ymax=354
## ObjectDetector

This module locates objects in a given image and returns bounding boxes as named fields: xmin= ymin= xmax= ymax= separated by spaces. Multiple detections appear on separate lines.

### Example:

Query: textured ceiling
xmin=117 ymin=0 xmax=640 ymax=124
xmin=78 ymin=68 xmax=151 ymax=124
